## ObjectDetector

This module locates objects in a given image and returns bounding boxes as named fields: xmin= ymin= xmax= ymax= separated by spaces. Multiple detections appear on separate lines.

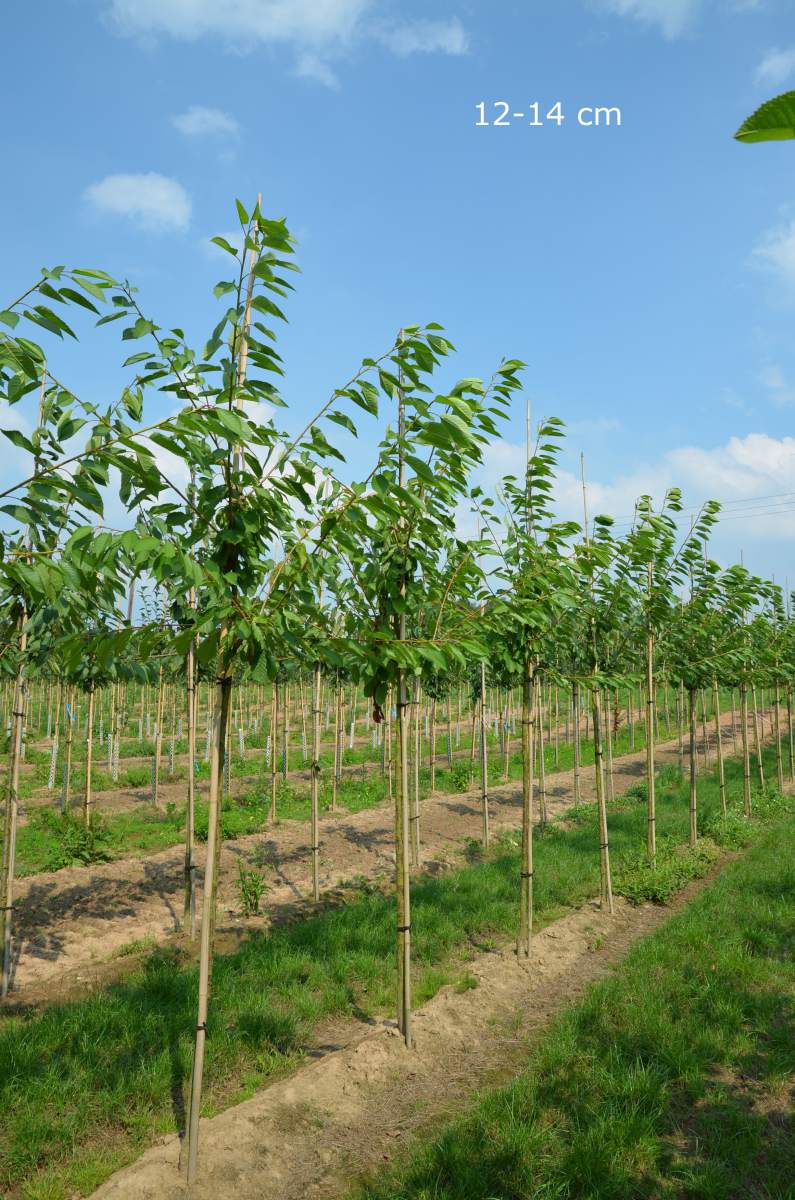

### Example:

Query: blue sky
xmin=3 ymin=0 xmax=795 ymax=579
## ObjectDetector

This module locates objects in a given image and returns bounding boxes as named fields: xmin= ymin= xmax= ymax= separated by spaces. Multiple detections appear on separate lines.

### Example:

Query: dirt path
xmin=90 ymin=858 xmax=732 ymax=1200
xmin=2 ymin=717 xmax=735 ymax=1004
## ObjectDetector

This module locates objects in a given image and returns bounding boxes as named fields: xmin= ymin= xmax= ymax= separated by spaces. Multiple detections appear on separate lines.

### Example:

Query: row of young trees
xmin=0 ymin=201 xmax=790 ymax=1180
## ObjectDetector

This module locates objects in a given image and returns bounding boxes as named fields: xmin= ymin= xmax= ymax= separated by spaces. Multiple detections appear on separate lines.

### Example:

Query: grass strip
xmin=0 ymin=743 xmax=790 ymax=1199
xmin=356 ymin=811 xmax=795 ymax=1200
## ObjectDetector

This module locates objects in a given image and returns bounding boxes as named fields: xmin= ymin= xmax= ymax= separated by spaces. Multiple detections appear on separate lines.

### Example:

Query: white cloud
xmin=104 ymin=1 xmax=470 ymax=83
xmin=375 ymin=17 xmax=468 ymax=56
xmin=595 ymin=0 xmax=762 ymax=39
xmin=755 ymin=47 xmax=795 ymax=87
xmin=172 ymin=105 xmax=239 ymax=137
xmin=752 ymin=216 xmax=795 ymax=290
xmin=595 ymin=0 xmax=702 ymax=39
xmin=295 ymin=52 xmax=339 ymax=88
xmin=85 ymin=172 xmax=191 ymax=233
xmin=472 ymin=431 xmax=795 ymax=571
xmin=760 ymin=365 xmax=795 ymax=407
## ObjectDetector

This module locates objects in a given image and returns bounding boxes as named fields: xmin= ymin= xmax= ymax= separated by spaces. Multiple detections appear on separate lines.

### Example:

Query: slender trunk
xmin=592 ymin=686 xmax=613 ymax=912
xmin=740 ymin=682 xmax=752 ymax=818
xmin=184 ymin=618 xmax=197 ymax=938
xmin=572 ymin=682 xmax=581 ymax=803
xmin=395 ymin=664 xmax=412 ymax=1048
xmin=0 ymin=618 xmax=27 ymax=997
xmin=774 ymin=681 xmax=784 ymax=792
xmin=787 ymin=687 xmax=794 ymax=784
xmin=479 ymin=663 xmax=489 ymax=847
xmin=604 ymin=688 xmax=615 ymax=804
xmin=712 ymin=679 xmax=726 ymax=818
xmin=185 ymin=675 xmax=232 ymax=1182
xmin=310 ymin=661 xmax=321 ymax=902
xmin=331 ymin=673 xmax=342 ymax=811
xmin=537 ymin=684 xmax=547 ymax=828
xmin=751 ymin=683 xmax=765 ymax=789
xmin=62 ymin=688 xmax=74 ymax=813
xmin=410 ymin=678 xmax=421 ymax=868
xmin=429 ymin=696 xmax=437 ymax=793
xmin=83 ymin=683 xmax=95 ymax=828
xmin=269 ymin=683 xmax=278 ymax=822
xmin=517 ymin=661 xmax=535 ymax=958
xmin=645 ymin=626 xmax=656 ymax=866
xmin=677 ymin=679 xmax=684 ymax=773
xmin=688 ymin=686 xmax=698 ymax=847
xmin=152 ymin=666 xmax=164 ymax=807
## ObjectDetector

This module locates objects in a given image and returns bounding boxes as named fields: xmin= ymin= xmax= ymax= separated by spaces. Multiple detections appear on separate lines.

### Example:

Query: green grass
xmin=354 ymin=813 xmax=795 ymax=1200
xmin=1 ymin=736 xmax=791 ymax=1198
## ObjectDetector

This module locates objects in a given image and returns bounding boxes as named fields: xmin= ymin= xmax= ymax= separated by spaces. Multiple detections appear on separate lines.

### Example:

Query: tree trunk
xmin=152 ymin=666 xmax=164 ymax=807
xmin=310 ymin=661 xmax=321 ymax=902
xmin=0 ymin=620 xmax=27 ymax=997
xmin=269 ymin=683 xmax=278 ymax=822
xmin=751 ymin=683 xmax=765 ymax=789
xmin=572 ymin=682 xmax=581 ymax=803
xmin=592 ymin=686 xmax=613 ymax=912
xmin=83 ymin=683 xmax=95 ymax=828
xmin=688 ymin=686 xmax=698 ymax=847
xmin=517 ymin=661 xmax=535 ymax=958
xmin=712 ymin=679 xmax=726 ymax=818
xmin=185 ymin=674 xmax=232 ymax=1182
xmin=62 ymin=687 xmax=75 ymax=813
xmin=774 ymin=680 xmax=784 ymax=792
xmin=184 ymin=621 xmax=197 ymax=938
xmin=479 ymin=662 xmax=489 ymax=847
xmin=740 ymin=682 xmax=752 ymax=818
xmin=645 ymin=629 xmax=656 ymax=865
xmin=410 ymin=677 xmax=421 ymax=868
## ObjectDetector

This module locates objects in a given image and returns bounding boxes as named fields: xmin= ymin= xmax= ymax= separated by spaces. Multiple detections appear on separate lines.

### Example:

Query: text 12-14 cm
xmin=475 ymin=101 xmax=622 ymax=128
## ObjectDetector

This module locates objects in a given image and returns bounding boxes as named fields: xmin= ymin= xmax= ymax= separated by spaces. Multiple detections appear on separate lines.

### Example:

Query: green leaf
xmin=735 ymin=90 xmax=795 ymax=143
xmin=210 ymin=236 xmax=240 ymax=257
xmin=0 ymin=310 xmax=19 ymax=329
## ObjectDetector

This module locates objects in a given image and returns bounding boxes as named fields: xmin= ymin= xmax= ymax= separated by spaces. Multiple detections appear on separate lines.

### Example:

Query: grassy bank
xmin=357 ymin=810 xmax=795 ymax=1200
xmin=0 ymin=743 xmax=791 ymax=1198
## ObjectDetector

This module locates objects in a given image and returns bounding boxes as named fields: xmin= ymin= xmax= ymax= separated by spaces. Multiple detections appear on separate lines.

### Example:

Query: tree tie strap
xmin=520 ymin=871 xmax=533 ymax=879
xmin=397 ymin=924 xmax=411 ymax=934
xmin=196 ymin=1022 xmax=208 ymax=1033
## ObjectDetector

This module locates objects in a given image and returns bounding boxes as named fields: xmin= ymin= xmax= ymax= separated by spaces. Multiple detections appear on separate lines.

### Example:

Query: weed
xmin=236 ymin=861 xmax=268 ymax=916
